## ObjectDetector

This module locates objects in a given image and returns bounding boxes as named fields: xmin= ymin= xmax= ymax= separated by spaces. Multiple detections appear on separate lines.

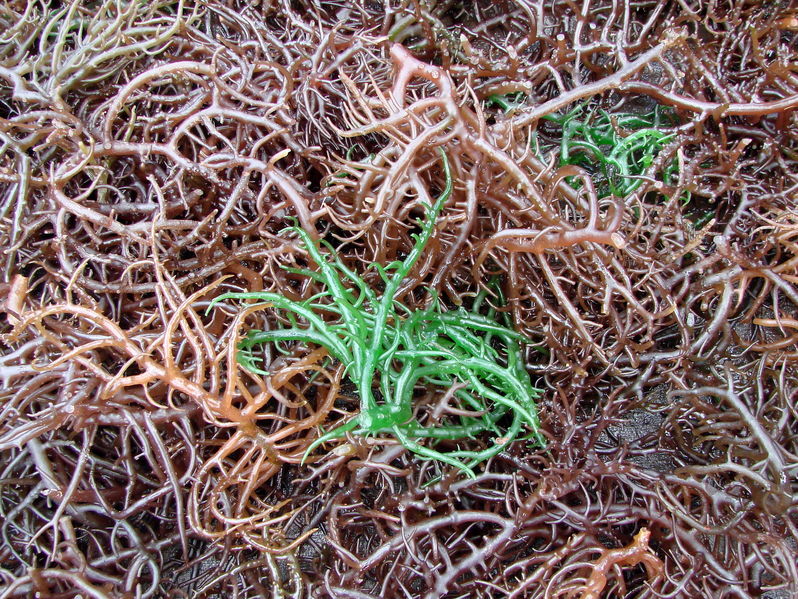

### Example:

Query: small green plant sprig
xmin=486 ymin=95 xmax=684 ymax=201
xmin=542 ymin=104 xmax=680 ymax=199
xmin=209 ymin=150 xmax=544 ymax=478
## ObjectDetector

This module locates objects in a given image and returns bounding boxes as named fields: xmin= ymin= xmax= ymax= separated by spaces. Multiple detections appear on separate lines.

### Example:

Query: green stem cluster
xmin=209 ymin=150 xmax=544 ymax=478
xmin=542 ymin=104 xmax=681 ymax=198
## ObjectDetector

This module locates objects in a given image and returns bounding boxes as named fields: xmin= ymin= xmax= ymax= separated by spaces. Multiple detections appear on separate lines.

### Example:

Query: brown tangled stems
xmin=0 ymin=1 xmax=797 ymax=597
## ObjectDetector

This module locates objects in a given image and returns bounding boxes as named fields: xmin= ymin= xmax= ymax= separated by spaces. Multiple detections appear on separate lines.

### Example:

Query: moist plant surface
xmin=0 ymin=2 xmax=797 ymax=599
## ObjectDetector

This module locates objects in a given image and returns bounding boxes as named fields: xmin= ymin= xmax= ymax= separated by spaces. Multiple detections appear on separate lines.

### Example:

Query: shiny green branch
xmin=209 ymin=149 xmax=544 ymax=478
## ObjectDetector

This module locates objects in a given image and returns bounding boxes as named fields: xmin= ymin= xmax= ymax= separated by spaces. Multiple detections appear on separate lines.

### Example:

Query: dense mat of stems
xmin=0 ymin=1 xmax=796 ymax=598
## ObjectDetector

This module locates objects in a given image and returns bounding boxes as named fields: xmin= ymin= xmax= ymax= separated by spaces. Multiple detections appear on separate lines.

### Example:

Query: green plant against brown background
xmin=210 ymin=151 xmax=544 ymax=479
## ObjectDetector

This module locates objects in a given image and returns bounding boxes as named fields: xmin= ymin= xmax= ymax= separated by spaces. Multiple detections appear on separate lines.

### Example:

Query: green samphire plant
xmin=541 ymin=104 xmax=681 ymax=199
xmin=488 ymin=94 xmax=683 ymax=200
xmin=209 ymin=150 xmax=544 ymax=478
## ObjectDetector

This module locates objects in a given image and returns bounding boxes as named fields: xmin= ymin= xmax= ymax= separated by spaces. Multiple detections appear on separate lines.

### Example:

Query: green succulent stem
xmin=542 ymin=104 xmax=684 ymax=200
xmin=209 ymin=149 xmax=544 ymax=478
